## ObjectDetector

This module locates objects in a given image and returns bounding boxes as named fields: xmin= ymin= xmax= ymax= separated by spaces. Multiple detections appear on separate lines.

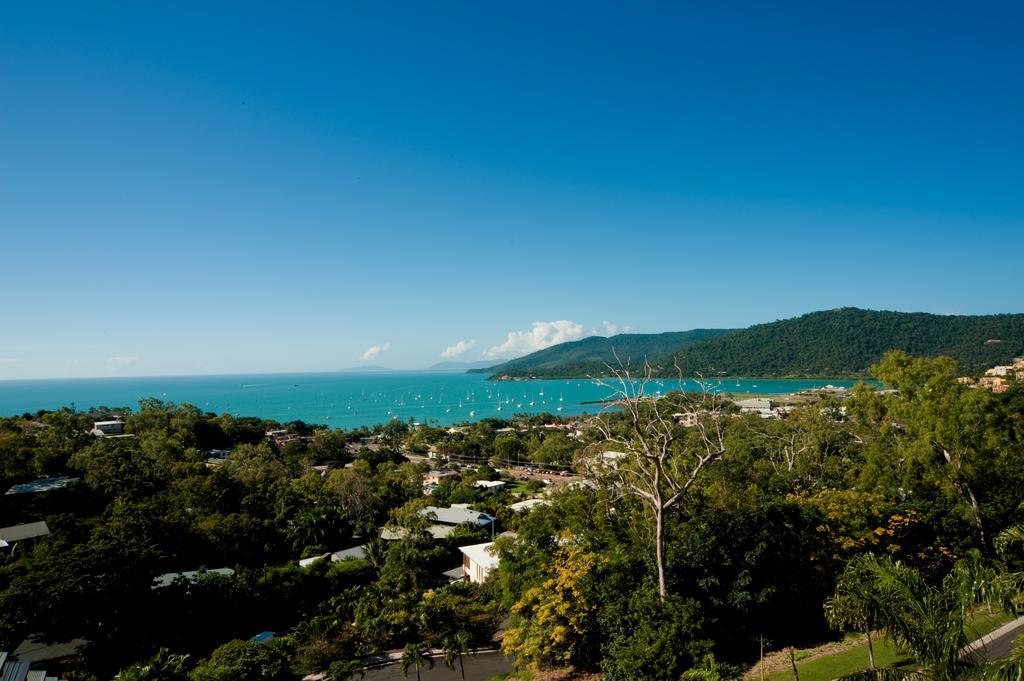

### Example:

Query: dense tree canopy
xmin=1 ymin=350 xmax=1022 ymax=680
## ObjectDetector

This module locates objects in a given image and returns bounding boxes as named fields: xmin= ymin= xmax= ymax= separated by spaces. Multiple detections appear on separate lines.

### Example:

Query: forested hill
xmin=481 ymin=309 xmax=1024 ymax=378
xmin=472 ymin=329 xmax=732 ymax=377
xmin=669 ymin=308 xmax=1024 ymax=377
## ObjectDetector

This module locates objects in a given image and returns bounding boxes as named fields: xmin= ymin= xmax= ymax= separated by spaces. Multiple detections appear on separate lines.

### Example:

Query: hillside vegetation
xmin=483 ymin=308 xmax=1024 ymax=378
xmin=473 ymin=330 xmax=732 ymax=377
xmin=3 ymin=353 xmax=1024 ymax=679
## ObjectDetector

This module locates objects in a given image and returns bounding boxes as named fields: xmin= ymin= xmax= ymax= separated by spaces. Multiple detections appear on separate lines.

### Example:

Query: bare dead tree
xmin=764 ymin=430 xmax=813 ymax=474
xmin=587 ymin=357 xmax=726 ymax=601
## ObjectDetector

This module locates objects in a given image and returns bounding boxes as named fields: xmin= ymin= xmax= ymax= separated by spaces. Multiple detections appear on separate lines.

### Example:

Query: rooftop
xmin=153 ymin=567 xmax=235 ymax=589
xmin=458 ymin=542 xmax=500 ymax=570
xmin=421 ymin=505 xmax=494 ymax=527
xmin=0 ymin=522 xmax=50 ymax=543
xmin=509 ymin=498 xmax=551 ymax=512
xmin=5 ymin=477 xmax=79 ymax=495
xmin=473 ymin=480 xmax=506 ymax=489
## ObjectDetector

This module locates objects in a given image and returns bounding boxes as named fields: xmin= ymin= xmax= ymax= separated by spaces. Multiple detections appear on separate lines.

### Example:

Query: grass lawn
xmin=763 ymin=611 xmax=1014 ymax=681
xmin=966 ymin=610 xmax=1014 ymax=639
xmin=764 ymin=637 xmax=910 ymax=681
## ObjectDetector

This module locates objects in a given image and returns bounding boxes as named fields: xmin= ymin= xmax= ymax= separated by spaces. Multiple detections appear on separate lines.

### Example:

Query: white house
xmin=380 ymin=505 xmax=495 ymax=541
xmin=90 ymin=420 xmax=125 ymax=437
xmin=458 ymin=541 xmax=500 ymax=584
xmin=473 ymin=480 xmax=506 ymax=491
xmin=509 ymin=498 xmax=550 ymax=512
xmin=299 ymin=544 xmax=368 ymax=568
xmin=735 ymin=397 xmax=774 ymax=412
xmin=588 ymin=450 xmax=628 ymax=471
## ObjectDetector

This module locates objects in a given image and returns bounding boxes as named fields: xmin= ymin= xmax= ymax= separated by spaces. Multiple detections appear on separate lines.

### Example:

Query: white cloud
xmin=106 ymin=356 xmax=140 ymax=372
xmin=0 ymin=358 xmax=19 ymax=365
xmin=360 ymin=342 xmax=391 ymax=361
xmin=441 ymin=339 xmax=477 ymax=358
xmin=601 ymin=321 xmax=634 ymax=336
xmin=485 ymin=320 xmax=585 ymax=359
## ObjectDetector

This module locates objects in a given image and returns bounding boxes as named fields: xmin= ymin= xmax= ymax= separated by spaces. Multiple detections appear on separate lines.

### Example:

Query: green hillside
xmin=483 ymin=309 xmax=1024 ymax=378
xmin=473 ymin=329 xmax=732 ymax=377
xmin=670 ymin=308 xmax=1024 ymax=377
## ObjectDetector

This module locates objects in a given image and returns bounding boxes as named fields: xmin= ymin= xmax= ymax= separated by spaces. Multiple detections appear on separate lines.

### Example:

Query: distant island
xmin=336 ymin=365 xmax=395 ymax=373
xmin=424 ymin=360 xmax=499 ymax=371
xmin=473 ymin=308 xmax=1024 ymax=379
xmin=337 ymin=360 xmax=501 ymax=373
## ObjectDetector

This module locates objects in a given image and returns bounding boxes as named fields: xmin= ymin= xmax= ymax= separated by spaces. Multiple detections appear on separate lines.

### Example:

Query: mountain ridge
xmin=471 ymin=329 xmax=732 ymax=376
xmin=477 ymin=308 xmax=1024 ymax=378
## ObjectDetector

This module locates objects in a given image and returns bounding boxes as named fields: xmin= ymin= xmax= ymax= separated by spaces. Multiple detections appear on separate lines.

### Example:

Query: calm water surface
xmin=0 ymin=372 xmax=861 ymax=428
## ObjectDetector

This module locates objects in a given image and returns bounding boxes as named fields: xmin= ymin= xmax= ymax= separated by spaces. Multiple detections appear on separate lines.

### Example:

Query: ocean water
xmin=0 ymin=372 xmax=861 ymax=429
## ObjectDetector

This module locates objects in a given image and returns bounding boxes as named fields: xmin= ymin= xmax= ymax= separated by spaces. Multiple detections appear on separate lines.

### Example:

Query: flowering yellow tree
xmin=502 ymin=533 xmax=606 ymax=670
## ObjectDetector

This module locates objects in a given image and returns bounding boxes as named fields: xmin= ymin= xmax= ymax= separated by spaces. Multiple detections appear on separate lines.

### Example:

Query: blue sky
xmin=2 ymin=2 xmax=1023 ymax=379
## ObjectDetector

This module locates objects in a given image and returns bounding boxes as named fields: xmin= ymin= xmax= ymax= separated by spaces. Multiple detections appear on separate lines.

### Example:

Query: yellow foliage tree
xmin=501 ymin=533 xmax=605 ymax=670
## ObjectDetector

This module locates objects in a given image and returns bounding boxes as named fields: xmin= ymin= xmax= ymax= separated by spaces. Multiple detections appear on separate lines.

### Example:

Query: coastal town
xmin=2 ymin=351 xmax=1024 ymax=680
xmin=4 ymin=3 xmax=1024 ymax=679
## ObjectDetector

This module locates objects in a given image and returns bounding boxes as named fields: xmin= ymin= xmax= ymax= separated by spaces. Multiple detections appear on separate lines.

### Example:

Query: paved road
xmin=966 ymin=614 xmax=1024 ymax=659
xmin=965 ymin=616 xmax=1024 ymax=661
xmin=361 ymin=651 xmax=515 ymax=681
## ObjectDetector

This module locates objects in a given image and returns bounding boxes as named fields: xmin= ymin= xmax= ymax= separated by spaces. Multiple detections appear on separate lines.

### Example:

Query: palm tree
xmin=829 ymin=554 xmax=1017 ymax=681
xmin=362 ymin=537 xmax=388 ymax=571
xmin=442 ymin=631 xmax=471 ymax=681
xmin=825 ymin=555 xmax=886 ymax=669
xmin=400 ymin=641 xmax=434 ymax=681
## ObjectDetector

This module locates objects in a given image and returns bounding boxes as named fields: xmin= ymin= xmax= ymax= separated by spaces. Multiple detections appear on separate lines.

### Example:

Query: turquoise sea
xmin=0 ymin=372 xmax=862 ymax=429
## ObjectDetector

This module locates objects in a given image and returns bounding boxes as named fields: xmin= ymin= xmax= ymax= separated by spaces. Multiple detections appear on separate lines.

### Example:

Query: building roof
xmin=0 ymin=522 xmax=50 ymax=543
xmin=299 ymin=544 xmax=369 ymax=567
xmin=11 ymin=637 xmax=86 ymax=664
xmin=735 ymin=397 xmax=773 ymax=410
xmin=458 ymin=542 xmax=500 ymax=571
xmin=5 ymin=477 xmax=79 ymax=495
xmin=420 ymin=505 xmax=494 ymax=527
xmin=332 ymin=545 xmax=367 ymax=561
xmin=381 ymin=524 xmax=460 ymax=541
xmin=442 ymin=566 xmax=465 ymax=580
xmin=509 ymin=498 xmax=551 ymax=512
xmin=298 ymin=553 xmax=331 ymax=568
xmin=473 ymin=480 xmax=506 ymax=489
xmin=153 ymin=568 xmax=235 ymax=588
xmin=0 ymin=657 xmax=29 ymax=681
xmin=249 ymin=631 xmax=275 ymax=643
